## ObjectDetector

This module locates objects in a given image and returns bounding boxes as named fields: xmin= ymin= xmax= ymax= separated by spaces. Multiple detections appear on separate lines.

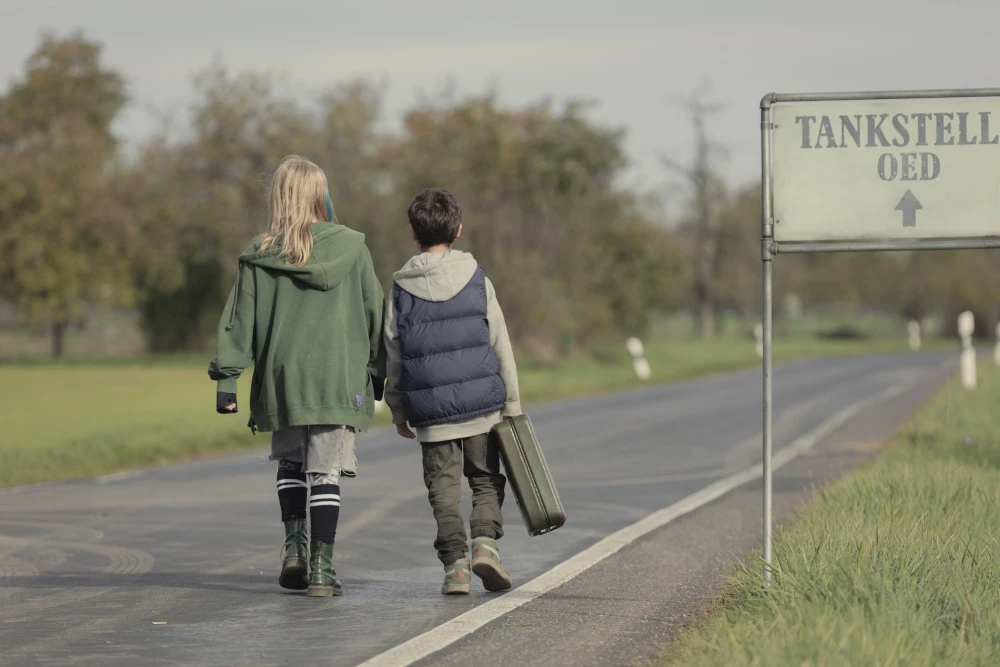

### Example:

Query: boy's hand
xmin=395 ymin=422 xmax=416 ymax=439
xmin=216 ymin=392 xmax=238 ymax=414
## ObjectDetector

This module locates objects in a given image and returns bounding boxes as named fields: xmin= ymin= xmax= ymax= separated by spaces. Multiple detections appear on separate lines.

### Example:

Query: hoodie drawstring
xmin=225 ymin=260 xmax=246 ymax=331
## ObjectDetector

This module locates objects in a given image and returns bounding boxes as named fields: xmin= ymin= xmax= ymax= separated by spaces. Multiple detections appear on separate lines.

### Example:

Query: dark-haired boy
xmin=383 ymin=187 xmax=521 ymax=595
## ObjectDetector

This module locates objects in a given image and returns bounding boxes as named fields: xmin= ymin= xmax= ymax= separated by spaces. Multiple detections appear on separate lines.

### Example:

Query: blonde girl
xmin=209 ymin=155 xmax=385 ymax=597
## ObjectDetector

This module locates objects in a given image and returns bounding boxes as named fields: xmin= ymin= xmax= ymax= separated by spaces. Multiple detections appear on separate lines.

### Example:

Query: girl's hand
xmin=216 ymin=392 xmax=238 ymax=414
xmin=396 ymin=422 xmax=416 ymax=439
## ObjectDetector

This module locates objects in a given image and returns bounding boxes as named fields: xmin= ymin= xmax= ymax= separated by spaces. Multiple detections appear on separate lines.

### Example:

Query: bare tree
xmin=661 ymin=82 xmax=727 ymax=338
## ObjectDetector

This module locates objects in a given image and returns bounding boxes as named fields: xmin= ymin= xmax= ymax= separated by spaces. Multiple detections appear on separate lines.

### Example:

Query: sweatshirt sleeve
xmin=360 ymin=247 xmax=387 ymax=399
xmin=485 ymin=277 xmax=522 ymax=416
xmin=382 ymin=295 xmax=409 ymax=425
xmin=208 ymin=263 xmax=256 ymax=394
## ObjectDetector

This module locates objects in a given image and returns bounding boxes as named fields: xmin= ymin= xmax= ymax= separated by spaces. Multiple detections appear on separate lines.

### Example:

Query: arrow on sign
xmin=895 ymin=189 xmax=923 ymax=227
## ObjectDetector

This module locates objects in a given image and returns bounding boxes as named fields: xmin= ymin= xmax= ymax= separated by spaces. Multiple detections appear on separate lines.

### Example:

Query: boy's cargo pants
xmin=421 ymin=432 xmax=506 ymax=565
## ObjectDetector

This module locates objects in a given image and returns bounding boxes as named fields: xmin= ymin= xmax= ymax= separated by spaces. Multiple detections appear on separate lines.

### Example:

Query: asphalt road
xmin=0 ymin=352 xmax=952 ymax=666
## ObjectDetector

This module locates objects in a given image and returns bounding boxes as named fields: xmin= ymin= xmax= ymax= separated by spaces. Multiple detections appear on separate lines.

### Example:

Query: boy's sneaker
xmin=471 ymin=537 xmax=512 ymax=592
xmin=442 ymin=558 xmax=471 ymax=595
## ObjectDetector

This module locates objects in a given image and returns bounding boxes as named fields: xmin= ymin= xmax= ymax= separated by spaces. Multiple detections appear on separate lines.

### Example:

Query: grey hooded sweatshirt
xmin=383 ymin=249 xmax=521 ymax=443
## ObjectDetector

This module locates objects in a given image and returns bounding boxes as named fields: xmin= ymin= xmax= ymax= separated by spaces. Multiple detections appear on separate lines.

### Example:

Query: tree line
xmin=1 ymin=34 xmax=997 ymax=358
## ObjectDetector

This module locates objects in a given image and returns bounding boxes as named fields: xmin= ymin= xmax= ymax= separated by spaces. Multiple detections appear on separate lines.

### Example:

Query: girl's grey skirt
xmin=269 ymin=425 xmax=357 ymax=478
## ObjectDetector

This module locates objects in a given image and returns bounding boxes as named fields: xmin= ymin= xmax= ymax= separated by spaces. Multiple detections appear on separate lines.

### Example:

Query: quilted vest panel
xmin=393 ymin=267 xmax=506 ymax=427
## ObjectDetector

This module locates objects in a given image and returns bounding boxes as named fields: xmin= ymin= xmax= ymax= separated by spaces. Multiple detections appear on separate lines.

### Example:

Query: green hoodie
xmin=208 ymin=222 xmax=386 ymax=433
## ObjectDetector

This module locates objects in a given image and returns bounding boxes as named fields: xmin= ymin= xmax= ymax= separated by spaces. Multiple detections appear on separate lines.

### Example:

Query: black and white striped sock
xmin=309 ymin=483 xmax=341 ymax=544
xmin=276 ymin=461 xmax=308 ymax=522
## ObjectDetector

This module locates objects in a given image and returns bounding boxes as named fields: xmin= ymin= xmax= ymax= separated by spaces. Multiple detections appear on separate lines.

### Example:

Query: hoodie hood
xmin=240 ymin=222 xmax=366 ymax=291
xmin=393 ymin=250 xmax=479 ymax=302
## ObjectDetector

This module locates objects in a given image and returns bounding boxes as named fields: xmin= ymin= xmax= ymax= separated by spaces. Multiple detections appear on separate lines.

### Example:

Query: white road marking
xmin=358 ymin=380 xmax=913 ymax=667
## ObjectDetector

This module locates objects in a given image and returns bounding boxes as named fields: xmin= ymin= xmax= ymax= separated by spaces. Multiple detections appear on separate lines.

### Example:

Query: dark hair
xmin=407 ymin=188 xmax=462 ymax=247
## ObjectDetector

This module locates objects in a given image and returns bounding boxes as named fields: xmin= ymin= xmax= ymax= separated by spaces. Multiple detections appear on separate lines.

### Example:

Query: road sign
xmin=772 ymin=98 xmax=1000 ymax=242
xmin=758 ymin=89 xmax=1000 ymax=585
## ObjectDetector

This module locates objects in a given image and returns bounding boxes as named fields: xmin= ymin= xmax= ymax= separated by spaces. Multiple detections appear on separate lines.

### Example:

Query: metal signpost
xmin=759 ymin=89 xmax=1000 ymax=582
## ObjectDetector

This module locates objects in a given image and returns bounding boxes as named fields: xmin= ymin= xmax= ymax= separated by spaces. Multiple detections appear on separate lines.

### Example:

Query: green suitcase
xmin=491 ymin=414 xmax=566 ymax=536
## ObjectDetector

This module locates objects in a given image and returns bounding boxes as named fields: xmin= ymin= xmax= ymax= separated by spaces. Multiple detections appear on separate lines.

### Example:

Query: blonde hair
xmin=258 ymin=155 xmax=331 ymax=265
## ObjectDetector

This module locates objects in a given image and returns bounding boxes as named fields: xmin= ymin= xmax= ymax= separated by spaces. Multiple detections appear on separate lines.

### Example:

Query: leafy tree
xmin=387 ymin=93 xmax=683 ymax=351
xmin=132 ymin=64 xmax=319 ymax=351
xmin=0 ymin=33 xmax=131 ymax=357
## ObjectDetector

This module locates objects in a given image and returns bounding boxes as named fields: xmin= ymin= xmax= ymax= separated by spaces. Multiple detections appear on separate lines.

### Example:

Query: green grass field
xmin=0 ymin=337 xmax=930 ymax=488
xmin=664 ymin=363 xmax=1000 ymax=667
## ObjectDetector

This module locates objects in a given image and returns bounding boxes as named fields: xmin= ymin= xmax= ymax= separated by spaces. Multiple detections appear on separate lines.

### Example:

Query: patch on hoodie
xmin=355 ymin=394 xmax=364 ymax=410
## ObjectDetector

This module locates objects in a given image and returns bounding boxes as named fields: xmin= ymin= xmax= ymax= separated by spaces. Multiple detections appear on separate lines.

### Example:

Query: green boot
xmin=307 ymin=541 xmax=344 ymax=597
xmin=278 ymin=518 xmax=309 ymax=590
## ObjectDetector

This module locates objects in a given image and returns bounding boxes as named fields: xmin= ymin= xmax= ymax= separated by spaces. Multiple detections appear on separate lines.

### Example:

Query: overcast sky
xmin=3 ymin=0 xmax=999 ymax=190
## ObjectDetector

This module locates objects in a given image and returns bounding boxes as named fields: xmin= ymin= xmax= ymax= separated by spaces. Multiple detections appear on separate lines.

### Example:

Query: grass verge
xmin=1 ymin=337 xmax=925 ymax=488
xmin=664 ymin=363 xmax=1000 ymax=666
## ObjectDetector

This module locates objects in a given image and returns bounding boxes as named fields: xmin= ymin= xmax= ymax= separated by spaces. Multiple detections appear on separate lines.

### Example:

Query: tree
xmin=0 ymin=33 xmax=131 ymax=357
xmin=913 ymin=250 xmax=1000 ymax=338
xmin=131 ymin=72 xmax=689 ymax=355
xmin=312 ymin=80 xmax=400 ymax=287
xmin=132 ymin=63 xmax=322 ymax=351
xmin=661 ymin=84 xmax=727 ymax=338
xmin=386 ymin=93 xmax=683 ymax=351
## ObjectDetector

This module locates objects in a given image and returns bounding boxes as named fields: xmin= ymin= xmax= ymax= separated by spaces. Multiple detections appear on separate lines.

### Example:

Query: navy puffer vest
xmin=393 ymin=267 xmax=506 ymax=427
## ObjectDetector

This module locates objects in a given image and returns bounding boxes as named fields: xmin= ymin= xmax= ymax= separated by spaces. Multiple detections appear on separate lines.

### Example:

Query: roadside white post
xmin=959 ymin=311 xmax=976 ymax=390
xmin=908 ymin=320 xmax=921 ymax=351
xmin=626 ymin=337 xmax=652 ymax=380
xmin=760 ymin=87 xmax=1000 ymax=585
xmin=753 ymin=323 xmax=764 ymax=358
xmin=994 ymin=323 xmax=1000 ymax=367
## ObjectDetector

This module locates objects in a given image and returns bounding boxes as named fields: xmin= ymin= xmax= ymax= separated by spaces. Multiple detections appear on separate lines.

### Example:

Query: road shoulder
xmin=414 ymin=372 xmax=942 ymax=667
